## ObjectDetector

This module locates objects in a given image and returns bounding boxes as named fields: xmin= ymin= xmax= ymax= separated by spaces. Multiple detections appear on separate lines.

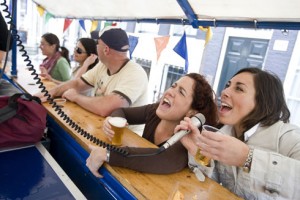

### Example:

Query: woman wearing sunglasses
xmin=72 ymin=38 xmax=99 ymax=79
xmin=39 ymin=33 xmax=71 ymax=84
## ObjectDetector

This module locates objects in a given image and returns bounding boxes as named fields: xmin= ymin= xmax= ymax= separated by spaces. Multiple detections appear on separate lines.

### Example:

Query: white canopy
xmin=33 ymin=0 xmax=300 ymax=29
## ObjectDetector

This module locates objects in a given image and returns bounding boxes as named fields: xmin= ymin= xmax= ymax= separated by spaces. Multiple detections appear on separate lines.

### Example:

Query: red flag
xmin=63 ymin=19 xmax=73 ymax=32
xmin=154 ymin=36 xmax=170 ymax=61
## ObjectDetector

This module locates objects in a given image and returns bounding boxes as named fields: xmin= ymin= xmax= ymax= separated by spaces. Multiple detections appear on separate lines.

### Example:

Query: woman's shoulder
xmin=56 ymin=57 xmax=70 ymax=67
xmin=263 ymin=121 xmax=300 ymax=142
xmin=271 ymin=121 xmax=300 ymax=132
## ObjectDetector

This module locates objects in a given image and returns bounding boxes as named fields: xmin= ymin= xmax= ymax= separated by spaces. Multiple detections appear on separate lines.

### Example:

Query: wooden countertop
xmin=13 ymin=66 xmax=241 ymax=200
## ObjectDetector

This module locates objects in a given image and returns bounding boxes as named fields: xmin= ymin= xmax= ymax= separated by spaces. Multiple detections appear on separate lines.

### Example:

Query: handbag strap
xmin=0 ymin=93 xmax=41 ymax=123
xmin=0 ymin=105 xmax=17 ymax=123
xmin=0 ymin=93 xmax=23 ymax=123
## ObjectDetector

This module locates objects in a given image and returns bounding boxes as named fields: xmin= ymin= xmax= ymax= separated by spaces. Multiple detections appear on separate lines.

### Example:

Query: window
xmin=284 ymin=33 xmax=300 ymax=126
xmin=156 ymin=64 xmax=186 ymax=101
xmin=133 ymin=57 xmax=151 ymax=78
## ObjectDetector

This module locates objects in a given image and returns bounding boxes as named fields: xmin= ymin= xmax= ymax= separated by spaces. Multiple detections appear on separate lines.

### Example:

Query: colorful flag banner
xmin=90 ymin=20 xmax=98 ymax=32
xmin=199 ymin=26 xmax=213 ymax=47
xmin=79 ymin=19 xmax=86 ymax=32
xmin=63 ymin=19 xmax=73 ymax=32
xmin=154 ymin=36 xmax=170 ymax=61
xmin=45 ymin=12 xmax=54 ymax=24
xmin=129 ymin=35 xmax=139 ymax=59
xmin=104 ymin=22 xmax=117 ymax=27
xmin=37 ymin=5 xmax=45 ymax=17
xmin=173 ymin=31 xmax=188 ymax=72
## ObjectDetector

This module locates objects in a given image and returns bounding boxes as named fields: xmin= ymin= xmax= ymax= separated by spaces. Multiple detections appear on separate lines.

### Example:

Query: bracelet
xmin=242 ymin=148 xmax=253 ymax=173
xmin=106 ymin=149 xmax=110 ymax=162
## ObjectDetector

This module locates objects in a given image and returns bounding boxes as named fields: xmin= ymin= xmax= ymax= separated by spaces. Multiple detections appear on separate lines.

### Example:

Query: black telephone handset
xmin=0 ymin=0 xmax=128 ymax=156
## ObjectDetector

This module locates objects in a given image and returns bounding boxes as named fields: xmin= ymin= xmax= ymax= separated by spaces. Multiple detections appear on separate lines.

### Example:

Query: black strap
xmin=0 ymin=93 xmax=22 ymax=123
xmin=0 ymin=105 xmax=16 ymax=123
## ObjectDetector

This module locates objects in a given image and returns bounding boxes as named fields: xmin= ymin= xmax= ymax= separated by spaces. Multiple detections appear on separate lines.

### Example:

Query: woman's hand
xmin=40 ymin=66 xmax=53 ymax=81
xmin=73 ymin=54 xmax=98 ymax=79
xmin=86 ymin=145 xmax=107 ymax=178
xmin=197 ymin=131 xmax=249 ymax=167
xmin=102 ymin=117 xmax=115 ymax=141
xmin=176 ymin=117 xmax=201 ymax=156
xmin=83 ymin=54 xmax=98 ymax=66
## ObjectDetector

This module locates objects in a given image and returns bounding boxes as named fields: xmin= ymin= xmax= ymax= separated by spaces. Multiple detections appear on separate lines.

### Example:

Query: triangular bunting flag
xmin=63 ymin=19 xmax=73 ymax=32
xmin=79 ymin=19 xmax=86 ymax=32
xmin=104 ymin=22 xmax=113 ymax=27
xmin=45 ymin=12 xmax=54 ymax=24
xmin=128 ymin=35 xmax=139 ymax=59
xmin=90 ymin=20 xmax=98 ymax=32
xmin=154 ymin=36 xmax=170 ymax=61
xmin=173 ymin=32 xmax=188 ymax=72
xmin=37 ymin=5 xmax=45 ymax=17
xmin=199 ymin=26 xmax=213 ymax=47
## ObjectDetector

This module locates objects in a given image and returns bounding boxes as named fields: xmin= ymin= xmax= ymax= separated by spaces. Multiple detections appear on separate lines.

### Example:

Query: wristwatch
xmin=242 ymin=148 xmax=253 ymax=173
xmin=106 ymin=149 xmax=111 ymax=162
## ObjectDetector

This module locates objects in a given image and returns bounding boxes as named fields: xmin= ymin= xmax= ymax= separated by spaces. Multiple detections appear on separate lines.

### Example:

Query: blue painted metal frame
xmin=176 ymin=0 xmax=198 ymax=27
xmin=46 ymin=117 xmax=137 ymax=200
xmin=176 ymin=0 xmax=300 ymax=29
xmin=10 ymin=0 xmax=17 ymax=76
xmin=5 ymin=0 xmax=300 ymax=77
xmin=1 ymin=72 xmax=23 ymax=91
xmin=102 ymin=0 xmax=300 ymax=30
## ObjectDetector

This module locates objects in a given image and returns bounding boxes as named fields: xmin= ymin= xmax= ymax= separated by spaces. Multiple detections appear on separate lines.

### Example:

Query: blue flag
xmin=79 ymin=19 xmax=86 ymax=32
xmin=173 ymin=32 xmax=188 ymax=72
xmin=129 ymin=35 xmax=139 ymax=59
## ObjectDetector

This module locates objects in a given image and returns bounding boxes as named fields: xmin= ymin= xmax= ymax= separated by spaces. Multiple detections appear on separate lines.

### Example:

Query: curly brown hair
xmin=185 ymin=73 xmax=218 ymax=126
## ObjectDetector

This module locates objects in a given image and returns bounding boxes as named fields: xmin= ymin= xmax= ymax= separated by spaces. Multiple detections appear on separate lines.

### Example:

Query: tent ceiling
xmin=33 ymin=0 xmax=300 ymax=29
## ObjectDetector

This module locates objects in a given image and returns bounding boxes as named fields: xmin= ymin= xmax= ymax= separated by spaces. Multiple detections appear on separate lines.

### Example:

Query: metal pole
xmin=10 ymin=0 xmax=17 ymax=77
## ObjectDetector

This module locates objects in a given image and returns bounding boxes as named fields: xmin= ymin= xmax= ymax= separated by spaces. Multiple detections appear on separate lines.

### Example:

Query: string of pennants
xmin=36 ymin=5 xmax=101 ymax=32
xmin=36 ymin=4 xmax=213 ymax=73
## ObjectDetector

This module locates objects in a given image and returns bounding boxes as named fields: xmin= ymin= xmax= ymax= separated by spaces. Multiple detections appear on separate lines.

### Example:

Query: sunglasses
xmin=75 ymin=47 xmax=87 ymax=54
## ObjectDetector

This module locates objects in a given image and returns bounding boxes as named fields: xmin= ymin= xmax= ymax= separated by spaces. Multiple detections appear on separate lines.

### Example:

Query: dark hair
xmin=233 ymin=67 xmax=290 ymax=131
xmin=78 ymin=38 xmax=98 ymax=70
xmin=185 ymin=73 xmax=218 ymax=126
xmin=42 ymin=33 xmax=70 ymax=65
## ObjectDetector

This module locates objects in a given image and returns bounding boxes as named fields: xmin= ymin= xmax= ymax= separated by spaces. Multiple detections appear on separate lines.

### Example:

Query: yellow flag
xmin=37 ymin=5 xmax=45 ymax=17
xmin=199 ymin=26 xmax=213 ymax=47
xmin=90 ymin=20 xmax=98 ymax=32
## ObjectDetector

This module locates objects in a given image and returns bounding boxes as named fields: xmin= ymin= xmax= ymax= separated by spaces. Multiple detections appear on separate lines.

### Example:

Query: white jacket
xmin=189 ymin=121 xmax=300 ymax=200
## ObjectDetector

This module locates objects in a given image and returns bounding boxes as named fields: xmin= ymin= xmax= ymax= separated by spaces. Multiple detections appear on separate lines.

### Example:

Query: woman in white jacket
xmin=178 ymin=67 xmax=300 ymax=199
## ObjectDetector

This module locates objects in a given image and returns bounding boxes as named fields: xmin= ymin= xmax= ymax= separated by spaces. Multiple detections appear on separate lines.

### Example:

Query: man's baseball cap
xmin=98 ymin=26 xmax=129 ymax=52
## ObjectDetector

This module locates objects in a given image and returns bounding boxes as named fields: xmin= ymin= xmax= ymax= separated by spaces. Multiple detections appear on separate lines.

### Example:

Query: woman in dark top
xmin=86 ymin=73 xmax=218 ymax=176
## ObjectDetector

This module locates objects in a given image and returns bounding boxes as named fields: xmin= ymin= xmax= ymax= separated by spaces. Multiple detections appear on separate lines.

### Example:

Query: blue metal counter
xmin=46 ymin=117 xmax=136 ymax=200
xmin=0 ymin=143 xmax=86 ymax=200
